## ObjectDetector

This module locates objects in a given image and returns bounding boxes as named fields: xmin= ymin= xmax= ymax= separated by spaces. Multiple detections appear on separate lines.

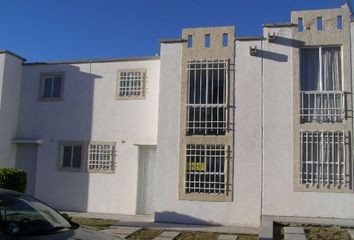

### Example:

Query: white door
xmin=15 ymin=145 xmax=38 ymax=195
xmin=136 ymin=146 xmax=156 ymax=215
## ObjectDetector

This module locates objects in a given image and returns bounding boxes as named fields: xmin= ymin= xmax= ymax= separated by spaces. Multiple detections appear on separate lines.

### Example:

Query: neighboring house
xmin=0 ymin=4 xmax=353 ymax=229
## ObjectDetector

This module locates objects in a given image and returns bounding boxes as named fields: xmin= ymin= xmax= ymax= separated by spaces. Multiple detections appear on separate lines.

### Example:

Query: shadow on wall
xmin=257 ymin=50 xmax=288 ymax=62
xmin=16 ymin=64 xmax=102 ymax=213
xmin=155 ymin=211 xmax=222 ymax=226
xmin=271 ymin=36 xmax=305 ymax=48
xmin=254 ymin=36 xmax=306 ymax=62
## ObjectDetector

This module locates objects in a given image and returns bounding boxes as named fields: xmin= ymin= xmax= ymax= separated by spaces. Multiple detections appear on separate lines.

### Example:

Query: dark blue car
xmin=0 ymin=189 xmax=123 ymax=239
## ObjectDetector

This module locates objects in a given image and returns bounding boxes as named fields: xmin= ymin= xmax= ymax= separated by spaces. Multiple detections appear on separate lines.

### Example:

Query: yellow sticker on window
xmin=187 ymin=162 xmax=205 ymax=171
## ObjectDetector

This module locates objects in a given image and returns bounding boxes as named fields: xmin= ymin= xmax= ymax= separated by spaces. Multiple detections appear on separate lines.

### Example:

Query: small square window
xmin=88 ymin=142 xmax=115 ymax=173
xmin=40 ymin=73 xmax=64 ymax=101
xmin=59 ymin=143 xmax=83 ymax=171
xmin=205 ymin=34 xmax=210 ymax=48
xmin=116 ymin=69 xmax=146 ymax=99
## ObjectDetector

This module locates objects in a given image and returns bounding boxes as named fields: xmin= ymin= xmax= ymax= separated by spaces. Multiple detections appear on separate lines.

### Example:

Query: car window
xmin=0 ymin=195 xmax=71 ymax=235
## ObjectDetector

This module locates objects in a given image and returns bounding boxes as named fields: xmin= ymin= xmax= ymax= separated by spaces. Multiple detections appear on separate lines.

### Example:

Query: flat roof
xmin=160 ymin=38 xmax=186 ymax=44
xmin=263 ymin=22 xmax=298 ymax=28
xmin=0 ymin=50 xmax=26 ymax=61
xmin=235 ymin=36 xmax=265 ymax=41
xmin=23 ymin=56 xmax=160 ymax=66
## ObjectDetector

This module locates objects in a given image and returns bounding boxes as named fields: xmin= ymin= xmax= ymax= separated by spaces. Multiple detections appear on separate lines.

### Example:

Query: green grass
xmin=71 ymin=217 xmax=117 ymax=230
xmin=304 ymin=226 xmax=352 ymax=240
xmin=127 ymin=230 xmax=250 ymax=240
xmin=175 ymin=231 xmax=219 ymax=240
xmin=238 ymin=235 xmax=259 ymax=240
xmin=127 ymin=229 xmax=164 ymax=240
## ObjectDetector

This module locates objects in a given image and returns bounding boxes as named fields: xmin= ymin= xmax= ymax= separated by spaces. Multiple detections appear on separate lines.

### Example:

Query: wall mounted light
xmin=250 ymin=46 xmax=258 ymax=56
xmin=268 ymin=33 xmax=276 ymax=43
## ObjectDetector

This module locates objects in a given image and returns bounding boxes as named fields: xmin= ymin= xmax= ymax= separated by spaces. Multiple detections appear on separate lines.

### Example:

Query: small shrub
xmin=0 ymin=168 xmax=27 ymax=193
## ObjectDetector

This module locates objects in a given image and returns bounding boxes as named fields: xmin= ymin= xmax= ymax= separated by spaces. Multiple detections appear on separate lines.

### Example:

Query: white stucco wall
xmin=262 ymin=25 xmax=354 ymax=220
xmin=155 ymin=41 xmax=262 ymax=227
xmin=18 ymin=59 xmax=160 ymax=214
xmin=0 ymin=54 xmax=23 ymax=168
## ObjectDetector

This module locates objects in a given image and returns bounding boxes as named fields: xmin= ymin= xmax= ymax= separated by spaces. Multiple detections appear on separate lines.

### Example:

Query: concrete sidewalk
xmin=62 ymin=211 xmax=154 ymax=222
xmin=62 ymin=211 xmax=258 ymax=235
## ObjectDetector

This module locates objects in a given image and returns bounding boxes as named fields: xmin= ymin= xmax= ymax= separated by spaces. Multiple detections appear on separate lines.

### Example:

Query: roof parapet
xmin=263 ymin=23 xmax=298 ymax=28
xmin=23 ymin=56 xmax=160 ymax=66
xmin=0 ymin=50 xmax=26 ymax=61
xmin=235 ymin=36 xmax=265 ymax=41
xmin=160 ymin=38 xmax=186 ymax=44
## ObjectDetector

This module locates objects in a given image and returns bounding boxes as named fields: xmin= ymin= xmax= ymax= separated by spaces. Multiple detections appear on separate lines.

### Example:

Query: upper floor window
xmin=300 ymin=47 xmax=344 ymax=123
xmin=40 ymin=73 xmax=64 ymax=101
xmin=186 ymin=60 xmax=228 ymax=136
xmin=59 ymin=142 xmax=83 ymax=171
xmin=116 ymin=70 xmax=145 ymax=99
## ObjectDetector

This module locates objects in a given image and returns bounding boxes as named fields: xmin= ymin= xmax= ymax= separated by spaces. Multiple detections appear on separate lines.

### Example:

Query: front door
xmin=15 ymin=145 xmax=38 ymax=195
xmin=136 ymin=146 xmax=156 ymax=215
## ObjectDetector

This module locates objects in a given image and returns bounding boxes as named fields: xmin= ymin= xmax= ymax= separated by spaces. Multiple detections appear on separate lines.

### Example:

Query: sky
xmin=0 ymin=0 xmax=347 ymax=62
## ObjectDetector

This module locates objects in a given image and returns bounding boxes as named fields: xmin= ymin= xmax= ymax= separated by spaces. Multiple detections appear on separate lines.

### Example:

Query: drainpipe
xmin=260 ymin=39 xmax=265 ymax=222
xmin=350 ymin=20 xmax=354 ymax=189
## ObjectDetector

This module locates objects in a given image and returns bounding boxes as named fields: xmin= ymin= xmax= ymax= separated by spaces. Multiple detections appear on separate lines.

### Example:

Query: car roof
xmin=0 ymin=188 xmax=25 ymax=196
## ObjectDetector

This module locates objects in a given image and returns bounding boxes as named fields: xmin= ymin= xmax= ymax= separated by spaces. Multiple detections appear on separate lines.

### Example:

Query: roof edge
xmin=0 ymin=50 xmax=26 ymax=61
xmin=235 ymin=36 xmax=265 ymax=41
xmin=263 ymin=23 xmax=298 ymax=28
xmin=160 ymin=38 xmax=186 ymax=44
xmin=23 ymin=56 xmax=160 ymax=66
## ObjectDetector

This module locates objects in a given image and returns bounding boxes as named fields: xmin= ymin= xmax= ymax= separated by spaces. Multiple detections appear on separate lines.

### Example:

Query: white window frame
xmin=184 ymin=144 xmax=230 ymax=196
xmin=39 ymin=72 xmax=65 ymax=101
xmin=58 ymin=142 xmax=84 ymax=172
xmin=186 ymin=59 xmax=229 ymax=136
xmin=116 ymin=69 xmax=146 ymax=100
xmin=299 ymin=46 xmax=344 ymax=123
xmin=300 ymin=131 xmax=349 ymax=188
xmin=87 ymin=142 xmax=115 ymax=173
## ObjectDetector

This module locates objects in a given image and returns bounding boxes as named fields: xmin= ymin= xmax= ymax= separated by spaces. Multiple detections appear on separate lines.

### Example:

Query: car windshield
xmin=0 ymin=195 xmax=71 ymax=235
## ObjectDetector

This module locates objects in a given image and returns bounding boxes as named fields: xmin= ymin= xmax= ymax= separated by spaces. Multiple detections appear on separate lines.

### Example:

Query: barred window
xmin=88 ymin=142 xmax=115 ymax=172
xmin=186 ymin=60 xmax=228 ymax=136
xmin=185 ymin=144 xmax=229 ymax=194
xmin=300 ymin=131 xmax=349 ymax=187
xmin=300 ymin=47 xmax=344 ymax=123
xmin=116 ymin=70 xmax=145 ymax=99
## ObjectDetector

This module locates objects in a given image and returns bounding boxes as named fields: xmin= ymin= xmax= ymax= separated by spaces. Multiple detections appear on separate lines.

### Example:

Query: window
xmin=188 ymin=35 xmax=193 ymax=48
xmin=317 ymin=17 xmax=323 ymax=31
xmin=300 ymin=47 xmax=343 ymax=123
xmin=300 ymin=131 xmax=349 ymax=187
xmin=88 ymin=142 xmax=115 ymax=172
xmin=185 ymin=144 xmax=229 ymax=195
xmin=205 ymin=34 xmax=210 ymax=48
xmin=59 ymin=143 xmax=83 ymax=170
xmin=186 ymin=60 xmax=228 ymax=135
xmin=40 ymin=73 xmax=64 ymax=100
xmin=116 ymin=70 xmax=145 ymax=99
xmin=298 ymin=18 xmax=303 ymax=32
xmin=337 ymin=16 xmax=343 ymax=30
xmin=223 ymin=33 xmax=228 ymax=47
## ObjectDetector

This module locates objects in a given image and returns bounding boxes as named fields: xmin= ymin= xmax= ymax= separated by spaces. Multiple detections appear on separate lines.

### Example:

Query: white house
xmin=0 ymin=4 xmax=354 ymax=229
